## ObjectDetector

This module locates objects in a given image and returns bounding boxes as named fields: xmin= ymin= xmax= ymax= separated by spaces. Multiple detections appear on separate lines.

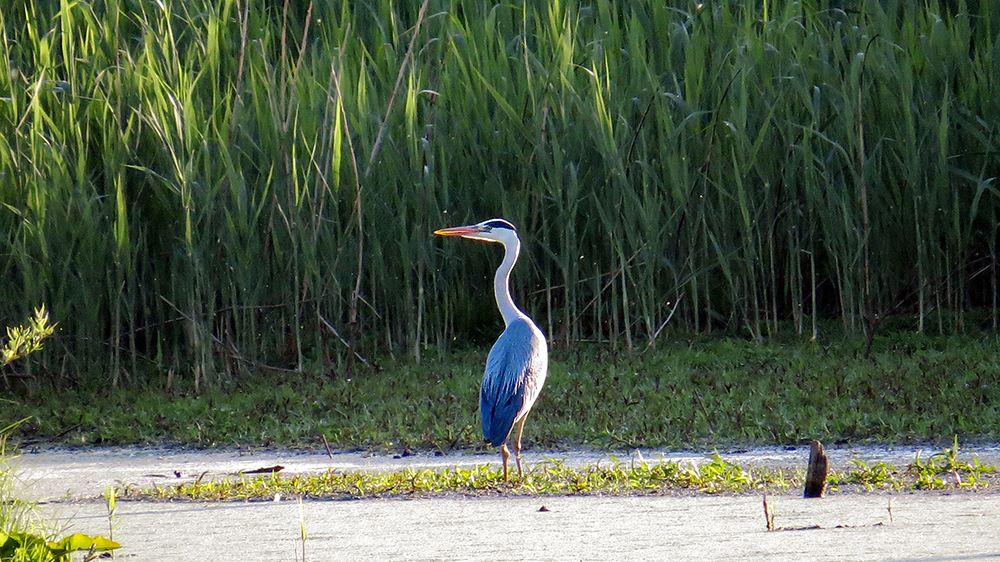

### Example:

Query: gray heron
xmin=435 ymin=218 xmax=548 ymax=482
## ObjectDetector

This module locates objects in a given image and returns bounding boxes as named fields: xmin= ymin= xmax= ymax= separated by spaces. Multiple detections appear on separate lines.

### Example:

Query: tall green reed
xmin=0 ymin=0 xmax=997 ymax=389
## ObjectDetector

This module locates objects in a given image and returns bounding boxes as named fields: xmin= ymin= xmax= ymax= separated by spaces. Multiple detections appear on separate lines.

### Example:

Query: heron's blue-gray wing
xmin=480 ymin=317 xmax=547 ymax=446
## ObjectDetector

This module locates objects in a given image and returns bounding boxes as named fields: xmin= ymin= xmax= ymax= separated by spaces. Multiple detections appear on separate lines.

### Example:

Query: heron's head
xmin=434 ymin=218 xmax=518 ymax=244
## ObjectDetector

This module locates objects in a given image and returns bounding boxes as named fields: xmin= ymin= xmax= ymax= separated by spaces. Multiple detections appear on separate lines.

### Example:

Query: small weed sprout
xmin=105 ymin=484 xmax=120 ymax=544
xmin=297 ymin=497 xmax=307 ymax=562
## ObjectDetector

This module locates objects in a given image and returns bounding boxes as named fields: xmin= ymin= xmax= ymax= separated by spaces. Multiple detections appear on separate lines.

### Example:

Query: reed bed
xmin=1 ymin=0 xmax=998 ymax=387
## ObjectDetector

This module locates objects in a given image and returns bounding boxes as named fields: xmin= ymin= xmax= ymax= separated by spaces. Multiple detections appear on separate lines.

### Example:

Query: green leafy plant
xmin=1 ymin=307 xmax=55 ymax=369
xmin=0 ymin=532 xmax=120 ymax=562
xmin=834 ymin=460 xmax=903 ymax=492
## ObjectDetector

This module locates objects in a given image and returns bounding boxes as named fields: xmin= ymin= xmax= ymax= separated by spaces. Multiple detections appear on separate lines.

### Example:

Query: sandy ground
xmin=9 ymin=445 xmax=1000 ymax=561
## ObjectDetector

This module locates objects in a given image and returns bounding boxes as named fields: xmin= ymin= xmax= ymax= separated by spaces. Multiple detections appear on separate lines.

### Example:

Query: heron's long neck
xmin=494 ymin=238 xmax=524 ymax=326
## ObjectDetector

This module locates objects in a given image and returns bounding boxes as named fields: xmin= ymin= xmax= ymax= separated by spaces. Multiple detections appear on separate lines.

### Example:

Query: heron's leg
xmin=512 ymin=416 xmax=527 ymax=478
xmin=501 ymin=443 xmax=511 ymax=483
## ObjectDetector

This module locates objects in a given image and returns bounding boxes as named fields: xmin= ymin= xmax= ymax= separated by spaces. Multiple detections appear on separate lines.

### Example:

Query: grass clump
xmin=832 ymin=457 xmax=997 ymax=493
xmin=829 ymin=436 xmax=998 ymax=492
xmin=126 ymin=455 xmax=794 ymax=501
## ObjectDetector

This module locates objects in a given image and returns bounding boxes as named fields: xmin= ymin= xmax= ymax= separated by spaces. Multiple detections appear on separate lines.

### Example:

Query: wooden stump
xmin=803 ymin=440 xmax=828 ymax=498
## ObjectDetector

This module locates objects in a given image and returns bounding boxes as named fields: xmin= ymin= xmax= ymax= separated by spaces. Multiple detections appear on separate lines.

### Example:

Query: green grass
xmin=127 ymin=455 xmax=798 ymax=500
xmin=6 ymin=331 xmax=1000 ymax=451
xmin=0 ymin=0 xmax=998 ymax=388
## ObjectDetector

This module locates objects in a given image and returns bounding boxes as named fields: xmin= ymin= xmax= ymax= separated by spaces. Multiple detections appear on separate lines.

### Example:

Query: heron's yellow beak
xmin=434 ymin=225 xmax=481 ymax=237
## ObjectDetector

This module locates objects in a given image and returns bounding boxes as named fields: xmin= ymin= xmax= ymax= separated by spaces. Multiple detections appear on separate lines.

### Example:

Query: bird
xmin=434 ymin=218 xmax=548 ymax=482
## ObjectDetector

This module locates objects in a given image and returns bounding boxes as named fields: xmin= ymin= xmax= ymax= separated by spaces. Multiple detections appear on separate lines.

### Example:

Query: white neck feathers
xmin=494 ymin=236 xmax=524 ymax=326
